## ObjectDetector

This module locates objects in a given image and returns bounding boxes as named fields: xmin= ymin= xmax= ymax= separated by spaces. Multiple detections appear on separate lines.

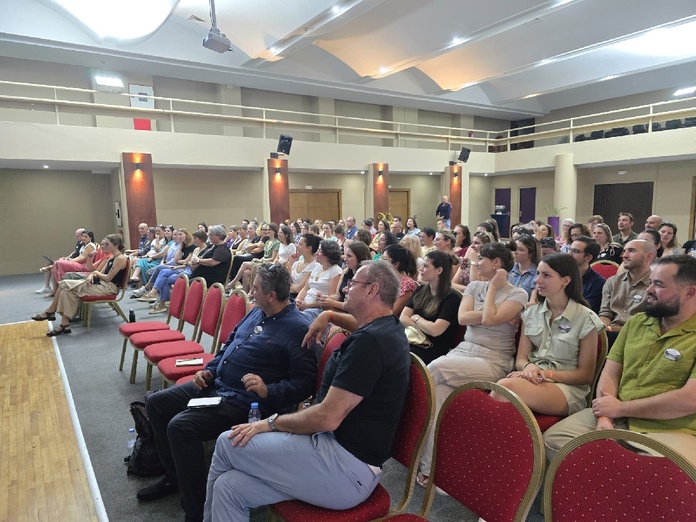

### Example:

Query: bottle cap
xmin=128 ymin=428 xmax=136 ymax=433
xmin=251 ymin=402 xmax=259 ymax=409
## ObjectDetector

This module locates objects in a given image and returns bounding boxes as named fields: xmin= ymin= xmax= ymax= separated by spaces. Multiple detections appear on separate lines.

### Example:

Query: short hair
xmin=104 ymin=233 xmax=125 ymax=252
xmin=301 ymin=233 xmax=320 ymax=254
xmin=192 ymin=230 xmax=208 ymax=242
xmin=255 ymin=264 xmax=291 ymax=302
xmin=355 ymin=229 xmax=373 ymax=247
xmin=208 ymin=225 xmax=226 ymax=240
xmin=654 ymin=255 xmax=696 ymax=286
xmin=421 ymin=227 xmax=436 ymax=239
xmin=639 ymin=229 xmax=661 ymax=247
xmin=319 ymin=240 xmax=342 ymax=265
xmin=619 ymin=212 xmax=635 ymax=223
xmin=480 ymin=242 xmax=515 ymax=272
xmin=359 ymin=260 xmax=400 ymax=307
xmin=362 ymin=218 xmax=373 ymax=227
xmin=574 ymin=235 xmax=600 ymax=263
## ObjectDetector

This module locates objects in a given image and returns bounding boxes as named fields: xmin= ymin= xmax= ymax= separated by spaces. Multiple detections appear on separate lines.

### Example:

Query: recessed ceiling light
xmin=429 ymin=172 xmax=433 ymax=176
xmin=484 ymin=173 xmax=489 ymax=177
xmin=674 ymin=86 xmax=696 ymax=97
xmin=43 ymin=165 xmax=49 ymax=169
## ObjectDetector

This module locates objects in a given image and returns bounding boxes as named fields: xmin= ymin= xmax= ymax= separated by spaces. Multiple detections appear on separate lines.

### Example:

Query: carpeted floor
xmin=1 ymin=274 xmax=544 ymax=521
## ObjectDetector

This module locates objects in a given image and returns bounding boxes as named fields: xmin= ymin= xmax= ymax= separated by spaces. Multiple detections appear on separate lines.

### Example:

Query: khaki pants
xmin=56 ymin=279 xmax=118 ymax=319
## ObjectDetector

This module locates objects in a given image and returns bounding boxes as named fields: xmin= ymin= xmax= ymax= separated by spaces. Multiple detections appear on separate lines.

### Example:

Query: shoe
xmin=137 ymin=477 xmax=178 ymax=502
xmin=32 ymin=311 xmax=56 ymax=321
xmin=149 ymin=303 xmax=168 ymax=315
xmin=131 ymin=287 xmax=148 ymax=298
xmin=138 ymin=294 xmax=158 ymax=303
xmin=35 ymin=285 xmax=52 ymax=294
xmin=45 ymin=292 xmax=56 ymax=298
xmin=416 ymin=472 xmax=428 ymax=489
xmin=47 ymin=325 xmax=71 ymax=336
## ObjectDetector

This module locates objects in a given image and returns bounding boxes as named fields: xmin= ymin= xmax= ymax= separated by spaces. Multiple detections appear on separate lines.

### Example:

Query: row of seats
xmin=575 ymin=117 xmax=696 ymax=141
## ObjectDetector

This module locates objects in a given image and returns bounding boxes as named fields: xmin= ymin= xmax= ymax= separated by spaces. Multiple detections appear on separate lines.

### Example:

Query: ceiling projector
xmin=203 ymin=28 xmax=231 ymax=53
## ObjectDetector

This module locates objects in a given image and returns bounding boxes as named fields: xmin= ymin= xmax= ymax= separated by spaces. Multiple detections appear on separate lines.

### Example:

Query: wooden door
xmin=289 ymin=190 xmax=341 ymax=223
xmin=593 ymin=182 xmax=653 ymax=232
xmin=389 ymin=189 xmax=410 ymax=221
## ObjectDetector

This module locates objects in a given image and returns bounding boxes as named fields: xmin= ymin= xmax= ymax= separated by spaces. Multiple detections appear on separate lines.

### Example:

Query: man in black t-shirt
xmin=203 ymin=261 xmax=410 ymax=521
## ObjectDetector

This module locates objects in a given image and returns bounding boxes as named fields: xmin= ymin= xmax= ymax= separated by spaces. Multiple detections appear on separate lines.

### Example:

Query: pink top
xmin=400 ymin=276 xmax=418 ymax=297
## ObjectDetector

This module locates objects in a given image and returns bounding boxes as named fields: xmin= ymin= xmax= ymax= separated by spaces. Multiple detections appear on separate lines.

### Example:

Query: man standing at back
xmin=436 ymin=195 xmax=452 ymax=229
xmin=203 ymin=261 xmax=410 ymax=522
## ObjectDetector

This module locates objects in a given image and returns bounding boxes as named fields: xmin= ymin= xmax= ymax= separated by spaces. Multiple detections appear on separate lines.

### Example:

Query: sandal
xmin=47 ymin=325 xmax=71 ymax=336
xmin=416 ymin=472 xmax=429 ymax=489
xmin=45 ymin=292 xmax=56 ymax=298
xmin=32 ymin=311 xmax=56 ymax=321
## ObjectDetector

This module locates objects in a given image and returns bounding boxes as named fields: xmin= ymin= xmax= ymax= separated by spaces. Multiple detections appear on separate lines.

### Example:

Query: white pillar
xmin=554 ymin=153 xmax=577 ymax=221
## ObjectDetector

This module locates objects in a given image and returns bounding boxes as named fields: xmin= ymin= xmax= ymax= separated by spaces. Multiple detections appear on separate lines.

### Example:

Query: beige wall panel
xmin=389 ymin=174 xmax=441 ymax=229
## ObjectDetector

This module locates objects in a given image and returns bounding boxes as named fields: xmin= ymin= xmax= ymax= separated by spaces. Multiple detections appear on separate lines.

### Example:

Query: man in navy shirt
xmin=344 ymin=216 xmax=358 ymax=240
xmin=137 ymin=265 xmax=317 ymax=522
xmin=569 ymin=235 xmax=605 ymax=313
xmin=435 ymin=195 xmax=452 ymax=229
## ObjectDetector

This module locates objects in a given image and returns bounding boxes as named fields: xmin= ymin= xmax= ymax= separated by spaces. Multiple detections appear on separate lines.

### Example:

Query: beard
xmin=644 ymin=295 xmax=680 ymax=318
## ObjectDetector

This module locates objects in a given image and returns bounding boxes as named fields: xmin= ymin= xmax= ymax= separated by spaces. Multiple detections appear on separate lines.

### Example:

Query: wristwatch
xmin=267 ymin=413 xmax=279 ymax=432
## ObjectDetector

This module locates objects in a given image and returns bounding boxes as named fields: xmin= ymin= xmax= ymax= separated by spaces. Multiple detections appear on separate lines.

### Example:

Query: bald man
xmin=644 ymin=215 xmax=663 ymax=231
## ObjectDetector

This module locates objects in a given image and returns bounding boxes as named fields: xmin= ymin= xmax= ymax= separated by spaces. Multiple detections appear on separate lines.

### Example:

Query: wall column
xmin=267 ymin=158 xmax=289 ymax=224
xmin=554 ymin=153 xmax=577 ymax=222
xmin=120 ymin=152 xmax=156 ymax=249
xmin=366 ymin=163 xmax=389 ymax=219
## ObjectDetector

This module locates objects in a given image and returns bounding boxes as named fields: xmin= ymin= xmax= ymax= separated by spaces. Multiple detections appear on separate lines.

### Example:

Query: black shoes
xmin=137 ymin=477 xmax=179 ymax=502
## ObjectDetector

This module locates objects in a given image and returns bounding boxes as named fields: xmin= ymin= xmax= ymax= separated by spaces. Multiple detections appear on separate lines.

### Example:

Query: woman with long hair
xmin=400 ymin=234 xmax=423 ymax=269
xmin=381 ymin=244 xmax=419 ymax=317
xmin=509 ymin=235 xmax=541 ymax=298
xmin=32 ymin=234 xmax=128 ymax=335
xmin=453 ymin=224 xmax=472 ymax=258
xmin=404 ymin=217 xmax=420 ymax=236
xmin=296 ymin=240 xmax=343 ymax=319
xmin=493 ymin=253 xmax=603 ymax=416
xmin=276 ymin=226 xmax=297 ymax=265
xmin=416 ymin=241 xmax=528 ymax=488
xmin=401 ymin=250 xmax=461 ymax=365
xmin=453 ymin=230 xmax=494 ymax=290
xmin=373 ymin=231 xmax=399 ymax=261
xmin=50 ymin=229 xmax=98 ymax=295
xmin=593 ymin=223 xmax=623 ymax=264
xmin=288 ymin=234 xmax=321 ymax=297
xmin=658 ymin=222 xmax=683 ymax=256
xmin=316 ymin=241 xmax=372 ymax=312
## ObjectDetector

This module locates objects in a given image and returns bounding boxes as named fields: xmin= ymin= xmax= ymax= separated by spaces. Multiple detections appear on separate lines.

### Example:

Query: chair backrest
xmin=195 ymin=283 xmax=226 ymax=350
xmin=389 ymin=353 xmax=436 ymax=514
xmin=216 ymin=289 xmax=250 ymax=352
xmin=316 ymin=326 xmax=349 ymax=392
xmin=544 ymin=429 xmax=696 ymax=521
xmin=179 ymin=277 xmax=207 ymax=334
xmin=590 ymin=259 xmax=619 ymax=279
xmin=586 ymin=329 xmax=609 ymax=405
xmin=116 ymin=257 xmax=131 ymax=296
xmin=419 ymin=381 xmax=544 ymax=521
xmin=167 ymin=274 xmax=189 ymax=324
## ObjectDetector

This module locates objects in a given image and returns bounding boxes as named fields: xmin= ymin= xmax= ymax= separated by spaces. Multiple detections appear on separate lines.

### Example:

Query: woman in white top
xmin=276 ymin=226 xmax=297 ymax=265
xmin=288 ymin=234 xmax=321 ymax=296
xmin=493 ymin=253 xmax=603 ymax=416
xmin=296 ymin=240 xmax=343 ymax=319
xmin=658 ymin=222 xmax=684 ymax=257
xmin=321 ymin=222 xmax=338 ymax=242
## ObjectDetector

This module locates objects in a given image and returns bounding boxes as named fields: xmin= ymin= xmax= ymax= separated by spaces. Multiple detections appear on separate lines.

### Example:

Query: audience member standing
xmin=435 ymin=195 xmax=452 ymax=229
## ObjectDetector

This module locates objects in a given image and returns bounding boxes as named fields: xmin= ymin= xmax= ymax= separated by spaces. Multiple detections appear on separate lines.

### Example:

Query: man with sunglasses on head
xmin=137 ymin=265 xmax=317 ymax=522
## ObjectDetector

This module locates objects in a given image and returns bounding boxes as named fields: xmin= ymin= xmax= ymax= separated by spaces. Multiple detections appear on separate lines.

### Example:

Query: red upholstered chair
xmin=143 ymin=283 xmax=226 ymax=391
xmin=534 ymin=330 xmax=608 ymax=432
xmin=160 ymin=288 xmax=251 ymax=387
xmin=270 ymin=353 xmax=436 ymax=521
xmin=315 ymin=326 xmax=349 ymax=392
xmin=80 ymin=257 xmax=131 ymax=332
xmin=544 ymin=429 xmax=696 ymax=521
xmin=590 ymin=259 xmax=620 ymax=279
xmin=118 ymin=274 xmax=189 ymax=376
xmin=385 ymin=381 xmax=544 ymax=522
xmin=127 ymin=277 xmax=207 ymax=384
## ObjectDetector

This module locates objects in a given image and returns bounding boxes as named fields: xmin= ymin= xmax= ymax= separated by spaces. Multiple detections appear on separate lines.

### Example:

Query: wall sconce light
xmin=378 ymin=169 xmax=383 ymax=177
xmin=275 ymin=167 xmax=282 ymax=174
xmin=454 ymin=170 xmax=459 ymax=178
xmin=134 ymin=162 xmax=142 ymax=170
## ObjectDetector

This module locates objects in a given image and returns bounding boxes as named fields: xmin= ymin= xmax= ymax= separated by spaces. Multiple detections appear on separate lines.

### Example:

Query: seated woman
xmin=508 ymin=235 xmax=541 ymax=299
xmin=404 ymin=216 xmax=420 ymax=236
xmin=659 ymin=222 xmax=684 ymax=257
xmin=32 ymin=234 xmax=128 ymax=335
xmin=228 ymin=223 xmax=280 ymax=291
xmin=416 ymin=242 xmax=528 ymax=488
xmin=316 ymin=241 xmax=372 ymax=312
xmin=372 ymin=231 xmax=398 ymax=261
xmin=400 ymin=234 xmax=424 ymax=270
xmin=493 ymin=253 xmax=603 ymax=417
xmin=190 ymin=225 xmax=232 ymax=286
xmin=380 ymin=244 xmax=419 ymax=317
xmin=145 ymin=230 xmax=207 ymax=314
xmin=296 ymin=240 xmax=343 ymax=319
xmin=369 ymin=219 xmax=389 ymax=253
xmin=321 ymin=222 xmax=337 ymax=242
xmin=50 ymin=230 xmax=98 ymax=295
xmin=130 ymin=225 xmax=171 ymax=285
xmin=288 ymin=234 xmax=321 ymax=297
xmin=593 ymin=223 xmax=623 ymax=264
xmin=452 ymin=230 xmax=494 ymax=291
xmin=276 ymin=226 xmax=296 ymax=266
xmin=453 ymin=224 xmax=471 ymax=259
xmin=400 ymin=250 xmax=461 ymax=365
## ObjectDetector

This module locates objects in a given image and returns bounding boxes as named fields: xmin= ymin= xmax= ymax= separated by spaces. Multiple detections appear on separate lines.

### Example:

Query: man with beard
xmin=544 ymin=255 xmax=696 ymax=465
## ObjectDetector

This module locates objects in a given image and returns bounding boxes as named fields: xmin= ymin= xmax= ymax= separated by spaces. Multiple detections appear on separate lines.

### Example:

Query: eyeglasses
xmin=346 ymin=279 xmax=372 ymax=289
xmin=569 ymin=248 xmax=586 ymax=255
xmin=100 ymin=242 xmax=110 ymax=247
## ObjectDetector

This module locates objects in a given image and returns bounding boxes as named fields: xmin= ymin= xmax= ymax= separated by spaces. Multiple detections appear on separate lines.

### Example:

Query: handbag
xmin=405 ymin=325 xmax=432 ymax=348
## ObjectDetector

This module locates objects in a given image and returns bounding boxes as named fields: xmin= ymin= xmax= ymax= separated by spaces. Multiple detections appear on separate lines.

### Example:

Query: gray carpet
xmin=2 ymin=274 xmax=544 ymax=521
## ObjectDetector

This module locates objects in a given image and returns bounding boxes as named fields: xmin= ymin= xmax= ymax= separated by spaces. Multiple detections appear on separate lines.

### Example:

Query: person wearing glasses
xmin=137 ymin=265 xmax=317 ymax=522
xmin=567 ymin=235 xmax=606 ymax=313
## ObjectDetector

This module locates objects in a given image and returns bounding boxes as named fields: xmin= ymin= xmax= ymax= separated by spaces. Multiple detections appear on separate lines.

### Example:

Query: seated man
xmin=125 ymin=222 xmax=151 ymax=256
xmin=544 ymin=255 xmax=696 ymax=466
xmin=203 ymin=261 xmax=410 ymax=521
xmin=137 ymin=264 xmax=317 ymax=522
xmin=569 ymin=235 xmax=605 ymax=313
xmin=599 ymin=239 xmax=655 ymax=344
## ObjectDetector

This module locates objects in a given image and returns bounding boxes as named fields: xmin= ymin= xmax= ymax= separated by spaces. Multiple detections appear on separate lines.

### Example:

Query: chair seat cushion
xmin=381 ymin=516 xmax=425 ymax=521
xmin=176 ymin=375 xmax=196 ymax=386
xmin=130 ymin=330 xmax=185 ymax=349
xmin=272 ymin=484 xmax=390 ymax=521
xmin=81 ymin=294 xmax=117 ymax=302
xmin=144 ymin=341 xmax=204 ymax=364
xmin=119 ymin=321 xmax=171 ymax=337
xmin=158 ymin=353 xmax=216 ymax=382
xmin=534 ymin=413 xmax=564 ymax=433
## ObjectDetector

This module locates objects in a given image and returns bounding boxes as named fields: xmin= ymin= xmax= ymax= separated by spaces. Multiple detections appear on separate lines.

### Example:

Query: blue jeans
xmin=154 ymin=267 xmax=190 ymax=302
xmin=204 ymin=431 xmax=379 ymax=522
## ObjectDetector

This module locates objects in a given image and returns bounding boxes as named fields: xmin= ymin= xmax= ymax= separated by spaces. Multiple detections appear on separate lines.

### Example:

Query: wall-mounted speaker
xmin=458 ymin=147 xmax=471 ymax=163
xmin=277 ymin=134 xmax=293 ymax=155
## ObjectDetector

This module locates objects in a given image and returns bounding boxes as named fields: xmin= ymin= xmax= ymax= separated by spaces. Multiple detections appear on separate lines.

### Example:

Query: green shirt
xmin=609 ymin=312 xmax=696 ymax=435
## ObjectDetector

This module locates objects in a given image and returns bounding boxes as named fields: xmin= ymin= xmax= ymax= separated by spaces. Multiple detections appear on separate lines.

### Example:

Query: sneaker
xmin=35 ymin=286 xmax=52 ymax=294
xmin=137 ymin=477 xmax=178 ymax=502
xmin=131 ymin=287 xmax=148 ymax=298
xmin=149 ymin=303 xmax=168 ymax=315
xmin=138 ymin=294 xmax=158 ymax=303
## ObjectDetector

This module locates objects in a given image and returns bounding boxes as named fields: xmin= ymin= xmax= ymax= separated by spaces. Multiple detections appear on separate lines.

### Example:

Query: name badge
xmin=558 ymin=320 xmax=571 ymax=334
xmin=664 ymin=348 xmax=682 ymax=362
xmin=631 ymin=294 xmax=643 ymax=303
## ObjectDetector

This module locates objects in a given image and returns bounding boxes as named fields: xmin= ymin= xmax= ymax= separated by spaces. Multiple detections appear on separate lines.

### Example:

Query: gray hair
xmin=255 ymin=264 xmax=291 ymax=302
xmin=359 ymin=260 xmax=400 ymax=308
xmin=208 ymin=225 xmax=227 ymax=240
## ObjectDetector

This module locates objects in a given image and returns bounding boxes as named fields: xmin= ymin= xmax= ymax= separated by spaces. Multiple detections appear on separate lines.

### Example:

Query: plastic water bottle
xmin=248 ymin=402 xmax=261 ymax=423
xmin=129 ymin=309 xmax=136 ymax=323
xmin=127 ymin=428 xmax=137 ymax=451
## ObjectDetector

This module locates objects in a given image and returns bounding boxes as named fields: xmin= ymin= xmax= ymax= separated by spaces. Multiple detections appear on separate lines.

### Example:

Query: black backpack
xmin=124 ymin=401 xmax=165 ymax=477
